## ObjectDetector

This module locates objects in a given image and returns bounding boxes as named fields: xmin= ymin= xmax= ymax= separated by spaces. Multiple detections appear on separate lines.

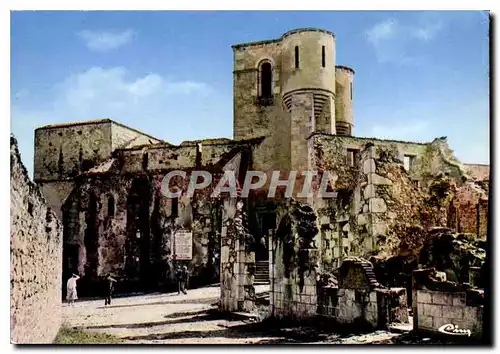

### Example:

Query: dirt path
xmin=62 ymin=284 xmax=282 ymax=344
xmin=62 ymin=284 xmax=416 ymax=344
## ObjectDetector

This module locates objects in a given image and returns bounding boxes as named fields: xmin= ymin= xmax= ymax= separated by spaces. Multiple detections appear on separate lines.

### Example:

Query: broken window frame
xmin=403 ymin=154 xmax=416 ymax=172
xmin=346 ymin=148 xmax=360 ymax=167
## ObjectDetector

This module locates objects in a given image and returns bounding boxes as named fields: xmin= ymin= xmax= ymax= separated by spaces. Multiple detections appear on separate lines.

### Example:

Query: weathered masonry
xmin=11 ymin=136 xmax=63 ymax=343
xmin=31 ymin=28 xmax=489 ymax=320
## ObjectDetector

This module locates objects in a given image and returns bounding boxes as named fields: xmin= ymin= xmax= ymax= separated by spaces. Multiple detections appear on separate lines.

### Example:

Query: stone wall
xmin=317 ymin=258 xmax=409 ymax=328
xmin=311 ymin=133 xmax=489 ymax=267
xmin=34 ymin=119 xmax=162 ymax=220
xmin=11 ymin=135 xmax=63 ymax=344
xmin=34 ymin=120 xmax=112 ymax=182
xmin=413 ymin=269 xmax=484 ymax=340
xmin=220 ymin=198 xmax=256 ymax=312
xmin=270 ymin=201 xmax=320 ymax=319
xmin=60 ymin=139 xmax=260 ymax=296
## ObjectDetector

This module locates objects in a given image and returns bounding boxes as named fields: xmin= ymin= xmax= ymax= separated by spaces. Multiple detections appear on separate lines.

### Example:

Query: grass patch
xmin=54 ymin=326 xmax=123 ymax=344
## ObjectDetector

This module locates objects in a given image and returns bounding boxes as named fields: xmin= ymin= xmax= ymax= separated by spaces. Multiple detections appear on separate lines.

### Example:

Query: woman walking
xmin=66 ymin=274 xmax=80 ymax=306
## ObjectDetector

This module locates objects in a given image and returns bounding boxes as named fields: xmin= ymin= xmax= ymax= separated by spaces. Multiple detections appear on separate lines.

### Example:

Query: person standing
xmin=66 ymin=274 xmax=80 ymax=306
xmin=175 ymin=265 xmax=183 ymax=295
xmin=104 ymin=274 xmax=117 ymax=306
xmin=180 ymin=266 xmax=189 ymax=295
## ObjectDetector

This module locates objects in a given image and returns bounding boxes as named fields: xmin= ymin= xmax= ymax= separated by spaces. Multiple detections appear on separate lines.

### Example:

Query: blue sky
xmin=11 ymin=11 xmax=490 ymax=176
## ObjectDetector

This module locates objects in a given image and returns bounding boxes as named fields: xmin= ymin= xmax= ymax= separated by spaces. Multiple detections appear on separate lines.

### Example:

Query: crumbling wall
xmin=310 ymin=135 xmax=430 ymax=270
xmin=448 ymin=181 xmax=489 ymax=239
xmin=312 ymin=132 xmax=489 ymax=269
xmin=34 ymin=120 xmax=113 ymax=182
xmin=63 ymin=171 xmax=222 ymax=295
xmin=220 ymin=198 xmax=256 ymax=312
xmin=316 ymin=257 xmax=409 ymax=328
xmin=10 ymin=135 xmax=62 ymax=344
xmin=271 ymin=201 xmax=320 ymax=319
xmin=413 ymin=269 xmax=484 ymax=340
xmin=418 ymin=231 xmax=486 ymax=284
xmin=61 ymin=140 xmax=259 ymax=296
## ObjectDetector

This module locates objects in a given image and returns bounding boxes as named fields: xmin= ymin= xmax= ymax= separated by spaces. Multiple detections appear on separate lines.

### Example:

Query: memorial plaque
xmin=172 ymin=230 xmax=193 ymax=260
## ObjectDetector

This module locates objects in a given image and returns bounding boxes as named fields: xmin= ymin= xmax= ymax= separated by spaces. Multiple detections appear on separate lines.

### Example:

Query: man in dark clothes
xmin=104 ymin=274 xmax=117 ymax=306
xmin=176 ymin=266 xmax=188 ymax=295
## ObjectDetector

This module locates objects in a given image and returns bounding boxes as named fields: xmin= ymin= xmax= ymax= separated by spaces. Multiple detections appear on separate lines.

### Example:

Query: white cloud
xmin=77 ymin=29 xmax=136 ymax=52
xmin=11 ymin=67 xmax=212 ymax=176
xmin=366 ymin=19 xmax=398 ymax=44
xmin=366 ymin=16 xmax=445 ymax=64
xmin=411 ymin=22 xmax=443 ymax=42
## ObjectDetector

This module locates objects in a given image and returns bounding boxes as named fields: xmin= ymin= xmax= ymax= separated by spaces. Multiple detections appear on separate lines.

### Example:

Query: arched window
xmin=260 ymin=62 xmax=272 ymax=98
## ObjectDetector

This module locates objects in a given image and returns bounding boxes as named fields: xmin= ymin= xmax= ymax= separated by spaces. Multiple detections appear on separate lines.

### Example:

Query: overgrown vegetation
xmin=54 ymin=326 xmax=122 ymax=344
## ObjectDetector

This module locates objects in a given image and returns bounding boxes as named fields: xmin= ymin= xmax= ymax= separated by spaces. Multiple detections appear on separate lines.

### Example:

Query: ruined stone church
xmin=32 ymin=28 xmax=489 ymax=310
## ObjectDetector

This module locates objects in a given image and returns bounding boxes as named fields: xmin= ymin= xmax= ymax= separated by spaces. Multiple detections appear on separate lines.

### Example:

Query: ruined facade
xmin=31 ymin=28 xmax=489 ymax=317
xmin=11 ymin=136 xmax=63 ymax=343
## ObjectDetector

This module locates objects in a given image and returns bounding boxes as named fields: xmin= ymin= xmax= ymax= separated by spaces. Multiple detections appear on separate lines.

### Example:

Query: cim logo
xmin=438 ymin=324 xmax=472 ymax=337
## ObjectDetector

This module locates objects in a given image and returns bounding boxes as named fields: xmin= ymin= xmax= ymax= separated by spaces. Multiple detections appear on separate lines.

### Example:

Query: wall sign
xmin=172 ymin=230 xmax=193 ymax=260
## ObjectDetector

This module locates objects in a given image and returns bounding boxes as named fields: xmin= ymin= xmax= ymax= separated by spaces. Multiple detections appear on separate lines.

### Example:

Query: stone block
xmin=363 ymin=159 xmax=376 ymax=174
xmin=417 ymin=290 xmax=432 ymax=304
xmin=417 ymin=304 xmax=425 ymax=318
xmin=441 ymin=305 xmax=464 ymax=319
xmin=463 ymin=306 xmax=481 ymax=319
xmin=363 ymin=184 xmax=376 ymax=199
xmin=369 ymin=291 xmax=377 ymax=302
xmin=432 ymin=292 xmax=453 ymax=305
xmin=371 ymin=174 xmax=392 ymax=185
xmin=221 ymin=246 xmax=229 ymax=262
xmin=418 ymin=315 xmax=434 ymax=329
xmin=364 ymin=236 xmax=373 ymax=251
xmin=369 ymin=198 xmax=387 ymax=213
xmin=357 ymin=213 xmax=368 ymax=226
xmin=452 ymin=292 xmax=466 ymax=307
xmin=423 ymin=304 xmax=442 ymax=318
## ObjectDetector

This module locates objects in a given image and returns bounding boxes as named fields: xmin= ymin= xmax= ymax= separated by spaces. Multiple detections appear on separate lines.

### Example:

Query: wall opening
xmin=84 ymin=192 xmax=99 ymax=279
xmin=259 ymin=62 xmax=272 ymax=98
xmin=350 ymin=82 xmax=353 ymax=101
xmin=171 ymin=197 xmax=179 ymax=218
xmin=108 ymin=195 xmax=115 ymax=217
xmin=322 ymin=46 xmax=326 ymax=67
xmin=142 ymin=153 xmax=149 ymax=170
xmin=295 ymin=46 xmax=300 ymax=68
xmin=346 ymin=148 xmax=360 ymax=167
xmin=403 ymin=155 xmax=416 ymax=172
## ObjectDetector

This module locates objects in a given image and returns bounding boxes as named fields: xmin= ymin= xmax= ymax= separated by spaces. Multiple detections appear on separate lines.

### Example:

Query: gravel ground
xmin=62 ymin=284 xmax=282 ymax=344
xmin=62 ymin=284 xmax=438 ymax=345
